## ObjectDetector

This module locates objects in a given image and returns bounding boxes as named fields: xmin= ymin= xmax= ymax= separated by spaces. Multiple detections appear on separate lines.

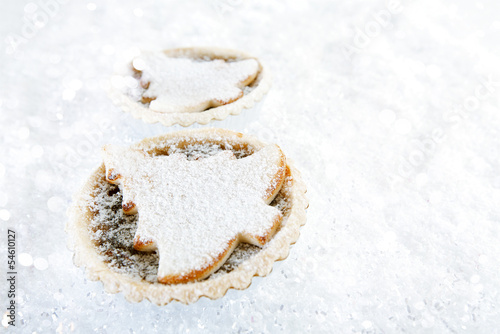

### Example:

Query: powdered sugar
xmin=101 ymin=143 xmax=285 ymax=282
xmin=134 ymin=52 xmax=259 ymax=113
xmin=87 ymin=180 xmax=159 ymax=283
xmin=86 ymin=165 xmax=294 ymax=284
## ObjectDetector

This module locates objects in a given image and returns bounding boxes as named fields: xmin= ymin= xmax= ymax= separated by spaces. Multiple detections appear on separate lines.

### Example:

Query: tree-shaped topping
xmin=102 ymin=144 xmax=286 ymax=284
xmin=134 ymin=52 xmax=259 ymax=113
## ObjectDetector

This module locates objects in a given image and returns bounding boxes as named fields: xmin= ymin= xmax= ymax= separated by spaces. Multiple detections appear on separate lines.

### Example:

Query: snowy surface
xmin=1 ymin=0 xmax=500 ymax=332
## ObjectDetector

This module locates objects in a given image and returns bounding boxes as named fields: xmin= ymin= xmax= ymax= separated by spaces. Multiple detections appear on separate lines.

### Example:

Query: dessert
xmin=108 ymin=47 xmax=271 ymax=127
xmin=66 ymin=128 xmax=307 ymax=304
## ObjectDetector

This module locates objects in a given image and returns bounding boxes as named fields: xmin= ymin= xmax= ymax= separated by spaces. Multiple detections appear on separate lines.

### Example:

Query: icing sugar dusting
xmin=135 ymin=52 xmax=259 ymax=113
xmin=86 ymin=164 xmax=294 ymax=284
xmin=102 ymin=144 xmax=285 ymax=282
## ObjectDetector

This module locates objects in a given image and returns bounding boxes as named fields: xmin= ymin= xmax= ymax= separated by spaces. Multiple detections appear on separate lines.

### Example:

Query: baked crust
xmin=107 ymin=47 xmax=272 ymax=127
xmin=66 ymin=128 xmax=307 ymax=305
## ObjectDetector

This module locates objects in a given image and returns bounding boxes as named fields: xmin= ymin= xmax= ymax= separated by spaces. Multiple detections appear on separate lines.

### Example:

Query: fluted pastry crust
xmin=107 ymin=47 xmax=271 ymax=127
xmin=66 ymin=128 xmax=307 ymax=305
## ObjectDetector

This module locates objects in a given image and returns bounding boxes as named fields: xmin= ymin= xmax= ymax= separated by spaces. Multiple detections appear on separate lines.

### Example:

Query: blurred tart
xmin=108 ymin=47 xmax=271 ymax=127
xmin=66 ymin=128 xmax=307 ymax=305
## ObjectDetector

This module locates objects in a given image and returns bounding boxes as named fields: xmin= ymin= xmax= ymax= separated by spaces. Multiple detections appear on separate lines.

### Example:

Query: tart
xmin=66 ymin=128 xmax=307 ymax=305
xmin=107 ymin=47 xmax=271 ymax=127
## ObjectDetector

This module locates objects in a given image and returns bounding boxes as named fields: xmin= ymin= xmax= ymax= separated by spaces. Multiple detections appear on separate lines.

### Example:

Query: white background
xmin=1 ymin=0 xmax=500 ymax=332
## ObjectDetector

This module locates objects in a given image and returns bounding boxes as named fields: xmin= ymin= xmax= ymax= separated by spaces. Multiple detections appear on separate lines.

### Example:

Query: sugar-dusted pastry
xmin=108 ymin=47 xmax=271 ymax=127
xmin=66 ymin=128 xmax=307 ymax=305
xmin=102 ymin=143 xmax=286 ymax=284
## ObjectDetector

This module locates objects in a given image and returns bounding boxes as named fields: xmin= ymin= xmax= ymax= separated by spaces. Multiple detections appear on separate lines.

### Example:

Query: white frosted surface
xmin=1 ymin=0 xmax=500 ymax=332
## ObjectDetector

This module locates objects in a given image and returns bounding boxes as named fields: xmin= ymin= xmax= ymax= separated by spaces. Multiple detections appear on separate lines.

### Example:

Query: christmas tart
xmin=66 ymin=128 xmax=307 ymax=305
xmin=107 ymin=47 xmax=271 ymax=127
